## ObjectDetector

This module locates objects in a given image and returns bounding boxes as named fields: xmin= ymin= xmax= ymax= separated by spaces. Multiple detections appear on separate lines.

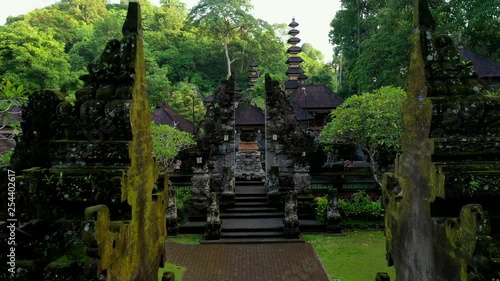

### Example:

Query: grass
xmin=303 ymin=231 xmax=396 ymax=281
xmin=166 ymin=234 xmax=203 ymax=244
xmin=158 ymin=263 xmax=185 ymax=281
xmin=158 ymin=235 xmax=202 ymax=280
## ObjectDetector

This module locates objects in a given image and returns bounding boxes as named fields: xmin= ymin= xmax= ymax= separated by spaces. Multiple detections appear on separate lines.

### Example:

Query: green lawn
xmin=158 ymin=262 xmax=185 ymax=281
xmin=304 ymin=231 xmax=396 ymax=281
xmin=166 ymin=234 xmax=203 ymax=244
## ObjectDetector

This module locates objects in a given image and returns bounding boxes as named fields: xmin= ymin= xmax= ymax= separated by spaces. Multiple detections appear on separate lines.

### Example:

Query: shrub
xmin=339 ymin=191 xmax=384 ymax=220
xmin=315 ymin=196 xmax=328 ymax=224
xmin=315 ymin=191 xmax=384 ymax=227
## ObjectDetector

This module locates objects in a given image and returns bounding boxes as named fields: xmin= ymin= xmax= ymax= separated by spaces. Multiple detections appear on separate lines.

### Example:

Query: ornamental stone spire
xmin=285 ymin=18 xmax=307 ymax=89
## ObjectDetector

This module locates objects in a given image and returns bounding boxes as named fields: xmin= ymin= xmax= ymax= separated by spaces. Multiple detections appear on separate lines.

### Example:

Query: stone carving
xmin=265 ymin=74 xmax=314 ymax=189
xmin=235 ymin=151 xmax=264 ymax=180
xmin=267 ymin=165 xmax=281 ymax=206
xmin=283 ymin=191 xmax=300 ymax=238
xmin=195 ymin=75 xmax=236 ymax=193
xmin=221 ymin=165 xmax=235 ymax=207
xmin=379 ymin=1 xmax=500 ymax=280
xmin=167 ymin=189 xmax=178 ymax=236
xmin=326 ymin=188 xmax=342 ymax=234
xmin=192 ymin=167 xmax=211 ymax=197
xmin=293 ymin=165 xmax=311 ymax=194
xmin=204 ymin=192 xmax=222 ymax=240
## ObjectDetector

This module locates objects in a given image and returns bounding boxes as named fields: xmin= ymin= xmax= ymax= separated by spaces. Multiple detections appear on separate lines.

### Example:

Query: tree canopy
xmin=329 ymin=0 xmax=499 ymax=97
xmin=319 ymin=86 xmax=406 ymax=183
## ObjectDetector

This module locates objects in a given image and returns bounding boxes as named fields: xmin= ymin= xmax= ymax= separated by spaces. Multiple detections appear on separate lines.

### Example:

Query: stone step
xmin=200 ymin=237 xmax=305 ymax=245
xmin=235 ymin=196 xmax=267 ymax=202
xmin=222 ymin=218 xmax=283 ymax=231
xmin=224 ymin=207 xmax=278 ymax=213
xmin=235 ymin=192 xmax=268 ymax=197
xmin=221 ymin=231 xmax=284 ymax=239
xmin=233 ymin=202 xmax=269 ymax=207
xmin=235 ymin=181 xmax=264 ymax=186
xmin=220 ymin=212 xmax=283 ymax=219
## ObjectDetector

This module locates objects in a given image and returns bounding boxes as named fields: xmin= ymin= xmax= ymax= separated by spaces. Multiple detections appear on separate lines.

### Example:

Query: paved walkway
xmin=164 ymin=242 xmax=331 ymax=281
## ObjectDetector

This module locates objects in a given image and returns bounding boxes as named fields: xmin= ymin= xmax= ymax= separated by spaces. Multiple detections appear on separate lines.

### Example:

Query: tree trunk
xmin=223 ymin=35 xmax=231 ymax=79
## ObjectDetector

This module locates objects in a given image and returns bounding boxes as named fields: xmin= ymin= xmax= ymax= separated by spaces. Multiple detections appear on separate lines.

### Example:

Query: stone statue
xmin=166 ymin=189 xmax=178 ymax=236
xmin=204 ymin=192 xmax=221 ymax=240
xmin=283 ymin=191 xmax=300 ymax=238
xmin=326 ymin=188 xmax=342 ymax=234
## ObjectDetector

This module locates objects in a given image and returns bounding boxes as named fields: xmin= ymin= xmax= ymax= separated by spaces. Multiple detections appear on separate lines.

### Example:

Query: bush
xmin=339 ymin=191 xmax=384 ymax=220
xmin=315 ymin=191 xmax=384 ymax=227
xmin=315 ymin=196 xmax=328 ymax=224
xmin=174 ymin=187 xmax=192 ymax=224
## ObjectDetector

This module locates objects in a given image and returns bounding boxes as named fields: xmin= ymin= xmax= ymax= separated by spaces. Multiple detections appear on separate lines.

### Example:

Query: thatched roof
xmin=151 ymin=104 xmax=194 ymax=134
xmin=235 ymin=104 xmax=265 ymax=126
xmin=290 ymin=85 xmax=344 ymax=109
xmin=458 ymin=48 xmax=500 ymax=86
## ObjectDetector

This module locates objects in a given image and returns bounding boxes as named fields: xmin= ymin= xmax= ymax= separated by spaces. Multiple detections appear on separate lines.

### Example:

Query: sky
xmin=0 ymin=0 xmax=341 ymax=62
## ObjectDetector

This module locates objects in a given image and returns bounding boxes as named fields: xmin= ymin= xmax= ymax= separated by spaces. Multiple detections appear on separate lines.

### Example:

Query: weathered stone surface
xmin=380 ymin=1 xmax=500 ymax=280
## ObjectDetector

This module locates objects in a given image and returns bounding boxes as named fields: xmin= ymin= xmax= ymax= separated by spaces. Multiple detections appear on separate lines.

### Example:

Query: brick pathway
xmin=164 ymin=242 xmax=331 ymax=281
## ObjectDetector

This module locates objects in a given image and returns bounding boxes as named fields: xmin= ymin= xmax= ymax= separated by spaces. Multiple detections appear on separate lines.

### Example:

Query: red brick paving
xmin=164 ymin=242 xmax=331 ymax=281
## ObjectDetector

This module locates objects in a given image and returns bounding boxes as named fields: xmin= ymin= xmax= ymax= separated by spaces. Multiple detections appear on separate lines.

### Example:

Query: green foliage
xmin=174 ymin=188 xmax=192 ymax=210
xmin=0 ymin=150 xmax=13 ymax=166
xmin=0 ymin=80 xmax=25 ymax=141
xmin=315 ymin=196 xmax=328 ymax=224
xmin=338 ymin=191 xmax=384 ymax=220
xmin=329 ymin=0 xmax=499 ymax=96
xmin=320 ymin=86 xmax=406 ymax=160
xmin=0 ymin=21 xmax=77 ymax=93
xmin=315 ymin=191 xmax=384 ymax=226
xmin=168 ymin=82 xmax=206 ymax=124
xmin=151 ymin=123 xmax=196 ymax=170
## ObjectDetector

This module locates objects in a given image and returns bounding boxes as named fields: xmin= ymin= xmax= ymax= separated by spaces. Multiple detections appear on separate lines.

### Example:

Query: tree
xmin=151 ymin=123 xmax=196 ymax=171
xmin=168 ymin=82 xmax=206 ymax=126
xmin=0 ymin=21 xmax=77 ymax=93
xmin=319 ymin=86 xmax=406 ymax=185
xmin=189 ymin=0 xmax=255 ymax=79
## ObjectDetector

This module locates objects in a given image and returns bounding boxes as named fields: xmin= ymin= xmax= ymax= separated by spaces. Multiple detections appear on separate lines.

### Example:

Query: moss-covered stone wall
xmin=380 ymin=0 xmax=500 ymax=280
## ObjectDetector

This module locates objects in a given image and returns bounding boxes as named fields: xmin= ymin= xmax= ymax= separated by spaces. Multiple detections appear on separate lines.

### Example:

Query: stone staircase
xmin=201 ymin=181 xmax=305 ymax=244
